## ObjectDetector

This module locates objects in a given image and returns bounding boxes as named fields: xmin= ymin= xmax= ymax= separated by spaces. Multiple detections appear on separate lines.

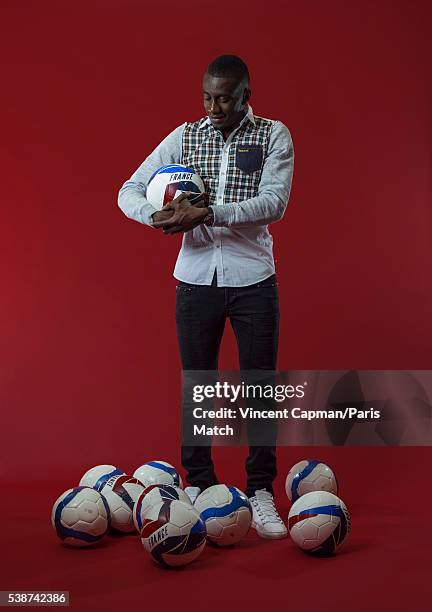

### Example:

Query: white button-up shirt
xmin=118 ymin=106 xmax=294 ymax=287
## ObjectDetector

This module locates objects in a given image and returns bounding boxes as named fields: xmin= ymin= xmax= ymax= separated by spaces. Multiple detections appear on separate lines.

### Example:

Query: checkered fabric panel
xmin=182 ymin=116 xmax=273 ymax=206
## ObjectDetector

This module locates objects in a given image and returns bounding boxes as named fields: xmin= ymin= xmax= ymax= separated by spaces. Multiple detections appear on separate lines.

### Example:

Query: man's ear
xmin=243 ymin=88 xmax=251 ymax=105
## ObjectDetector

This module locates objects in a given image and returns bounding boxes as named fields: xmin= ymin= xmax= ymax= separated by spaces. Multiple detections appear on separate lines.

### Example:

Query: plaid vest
xmin=181 ymin=114 xmax=273 ymax=206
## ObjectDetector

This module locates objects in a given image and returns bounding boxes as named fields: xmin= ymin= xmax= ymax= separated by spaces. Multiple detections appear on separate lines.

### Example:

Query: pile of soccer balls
xmin=51 ymin=460 xmax=252 ymax=568
xmin=52 ymin=457 xmax=350 ymax=567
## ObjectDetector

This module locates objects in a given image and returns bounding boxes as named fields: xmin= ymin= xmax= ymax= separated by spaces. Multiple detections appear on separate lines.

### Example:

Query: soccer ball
xmin=52 ymin=486 xmax=110 ymax=547
xmin=133 ymin=485 xmax=191 ymax=533
xmin=288 ymin=491 xmax=350 ymax=555
xmin=194 ymin=485 xmax=252 ymax=546
xmin=133 ymin=461 xmax=183 ymax=488
xmin=141 ymin=499 xmax=206 ymax=567
xmin=285 ymin=459 xmax=338 ymax=502
xmin=146 ymin=164 xmax=206 ymax=210
xmin=98 ymin=474 xmax=144 ymax=532
xmin=79 ymin=464 xmax=125 ymax=491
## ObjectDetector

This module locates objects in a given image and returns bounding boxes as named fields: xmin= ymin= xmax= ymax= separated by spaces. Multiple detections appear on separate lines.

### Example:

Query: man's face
xmin=203 ymin=73 xmax=250 ymax=132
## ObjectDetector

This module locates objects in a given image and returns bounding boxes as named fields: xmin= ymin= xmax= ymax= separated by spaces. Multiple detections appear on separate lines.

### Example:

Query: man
xmin=118 ymin=55 xmax=294 ymax=539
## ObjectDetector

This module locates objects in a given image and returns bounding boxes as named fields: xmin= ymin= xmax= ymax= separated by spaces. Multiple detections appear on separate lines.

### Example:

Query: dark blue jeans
xmin=176 ymin=270 xmax=279 ymax=497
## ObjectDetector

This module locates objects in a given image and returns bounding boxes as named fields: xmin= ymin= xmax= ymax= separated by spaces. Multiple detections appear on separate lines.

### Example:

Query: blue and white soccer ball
xmin=51 ymin=486 xmax=110 ymax=547
xmin=146 ymin=164 xmax=206 ymax=210
xmin=194 ymin=484 xmax=252 ymax=546
xmin=140 ymin=499 xmax=206 ymax=567
xmin=133 ymin=485 xmax=191 ymax=533
xmin=285 ymin=459 xmax=338 ymax=502
xmin=288 ymin=491 xmax=350 ymax=555
xmin=79 ymin=464 xmax=125 ymax=491
xmin=98 ymin=474 xmax=144 ymax=532
xmin=133 ymin=461 xmax=183 ymax=489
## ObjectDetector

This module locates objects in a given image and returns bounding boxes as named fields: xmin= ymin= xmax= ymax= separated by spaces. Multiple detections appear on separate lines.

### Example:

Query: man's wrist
xmin=202 ymin=206 xmax=214 ymax=227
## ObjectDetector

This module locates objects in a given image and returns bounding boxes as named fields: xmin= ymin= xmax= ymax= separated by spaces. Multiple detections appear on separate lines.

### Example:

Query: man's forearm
xmin=118 ymin=183 xmax=159 ymax=227
xmin=210 ymin=192 xmax=287 ymax=228
xmin=117 ymin=123 xmax=185 ymax=228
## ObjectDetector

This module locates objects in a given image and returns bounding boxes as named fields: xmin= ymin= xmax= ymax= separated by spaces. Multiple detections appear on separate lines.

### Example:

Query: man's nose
xmin=209 ymin=99 xmax=221 ymax=114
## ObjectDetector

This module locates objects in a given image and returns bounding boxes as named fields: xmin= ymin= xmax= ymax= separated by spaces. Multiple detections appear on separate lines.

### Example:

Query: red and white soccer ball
xmin=288 ymin=491 xmax=350 ymax=555
xmin=79 ymin=465 xmax=125 ymax=490
xmin=52 ymin=486 xmax=110 ymax=547
xmin=133 ymin=485 xmax=191 ymax=533
xmin=140 ymin=499 xmax=207 ymax=567
xmin=133 ymin=461 xmax=183 ymax=489
xmin=285 ymin=459 xmax=338 ymax=502
xmin=98 ymin=475 xmax=144 ymax=532
xmin=146 ymin=164 xmax=206 ymax=210
xmin=194 ymin=485 xmax=252 ymax=546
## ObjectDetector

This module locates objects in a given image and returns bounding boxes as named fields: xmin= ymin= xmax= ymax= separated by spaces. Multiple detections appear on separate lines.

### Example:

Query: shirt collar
xmin=199 ymin=104 xmax=256 ymax=130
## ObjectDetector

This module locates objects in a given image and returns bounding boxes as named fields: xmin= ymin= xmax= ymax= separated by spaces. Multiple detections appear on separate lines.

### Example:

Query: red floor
xmin=2 ymin=447 xmax=431 ymax=611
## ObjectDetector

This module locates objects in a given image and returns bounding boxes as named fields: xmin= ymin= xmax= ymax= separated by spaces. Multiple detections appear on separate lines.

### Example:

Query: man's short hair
xmin=206 ymin=55 xmax=250 ymax=85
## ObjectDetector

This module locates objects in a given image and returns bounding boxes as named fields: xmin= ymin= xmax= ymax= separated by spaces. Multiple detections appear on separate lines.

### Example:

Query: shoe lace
xmin=252 ymin=494 xmax=284 ymax=525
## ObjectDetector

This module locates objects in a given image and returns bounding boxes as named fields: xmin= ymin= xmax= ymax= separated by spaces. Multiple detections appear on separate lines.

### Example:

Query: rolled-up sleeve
xmin=211 ymin=121 xmax=294 ymax=228
xmin=117 ymin=123 xmax=185 ymax=227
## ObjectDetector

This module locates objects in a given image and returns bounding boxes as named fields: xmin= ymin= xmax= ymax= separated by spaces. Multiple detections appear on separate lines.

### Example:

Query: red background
xmin=1 ymin=1 xmax=431 ymax=609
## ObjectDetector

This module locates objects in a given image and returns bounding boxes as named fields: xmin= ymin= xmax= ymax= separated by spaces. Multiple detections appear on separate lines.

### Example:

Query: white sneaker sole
xmin=251 ymin=520 xmax=288 ymax=540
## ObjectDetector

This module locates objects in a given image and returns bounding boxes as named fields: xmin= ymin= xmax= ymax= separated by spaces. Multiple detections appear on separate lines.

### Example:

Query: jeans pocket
xmin=176 ymin=284 xmax=199 ymax=293
xmin=255 ymin=275 xmax=278 ymax=288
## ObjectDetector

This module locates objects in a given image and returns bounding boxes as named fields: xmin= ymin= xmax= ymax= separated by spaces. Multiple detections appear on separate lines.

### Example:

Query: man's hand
xmin=150 ymin=192 xmax=188 ymax=224
xmin=152 ymin=191 xmax=209 ymax=234
xmin=151 ymin=192 xmax=208 ymax=227
xmin=151 ymin=208 xmax=175 ymax=224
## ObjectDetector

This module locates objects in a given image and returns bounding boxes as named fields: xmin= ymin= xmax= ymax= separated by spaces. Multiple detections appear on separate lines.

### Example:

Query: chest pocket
xmin=235 ymin=144 xmax=263 ymax=175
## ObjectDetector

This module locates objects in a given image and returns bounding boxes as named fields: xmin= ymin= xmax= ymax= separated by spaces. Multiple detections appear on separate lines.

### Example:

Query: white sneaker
xmin=184 ymin=486 xmax=201 ymax=504
xmin=249 ymin=489 xmax=288 ymax=539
